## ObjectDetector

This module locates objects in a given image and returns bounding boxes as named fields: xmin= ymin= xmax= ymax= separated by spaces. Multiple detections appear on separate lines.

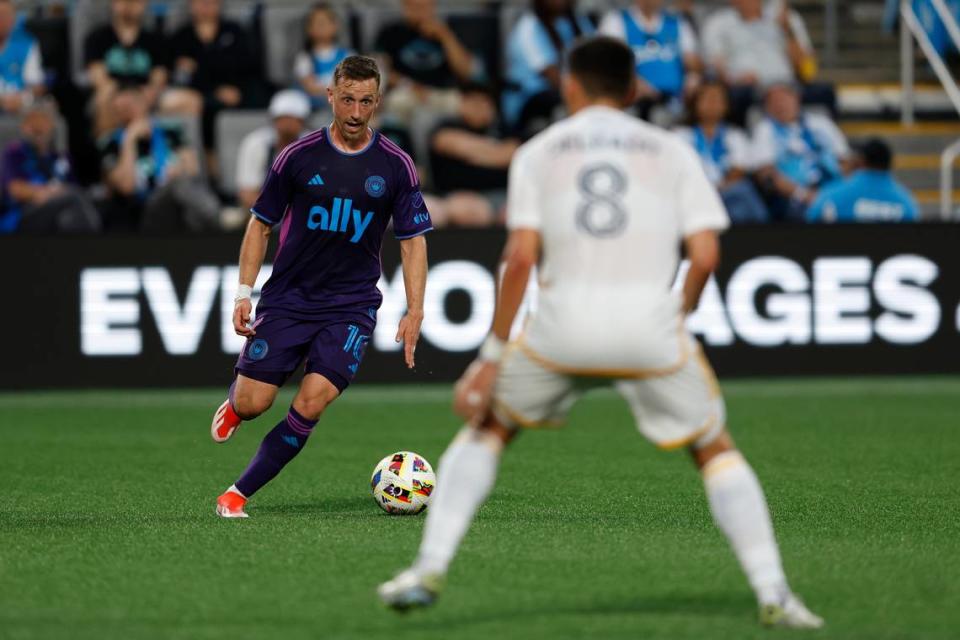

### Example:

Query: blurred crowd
xmin=0 ymin=0 xmax=920 ymax=234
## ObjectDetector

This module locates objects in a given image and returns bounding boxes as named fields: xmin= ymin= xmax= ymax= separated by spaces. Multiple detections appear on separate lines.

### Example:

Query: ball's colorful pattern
xmin=371 ymin=451 xmax=436 ymax=515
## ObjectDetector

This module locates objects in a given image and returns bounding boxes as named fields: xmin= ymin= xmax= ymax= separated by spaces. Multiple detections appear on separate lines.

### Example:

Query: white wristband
xmin=235 ymin=284 xmax=253 ymax=303
xmin=478 ymin=334 xmax=506 ymax=363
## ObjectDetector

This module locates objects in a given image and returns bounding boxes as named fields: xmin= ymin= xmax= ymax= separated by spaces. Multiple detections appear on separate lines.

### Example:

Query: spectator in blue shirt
xmin=599 ymin=0 xmax=702 ymax=120
xmin=0 ymin=102 xmax=99 ymax=233
xmin=100 ymin=85 xmax=220 ymax=232
xmin=0 ymin=0 xmax=45 ymax=114
xmin=294 ymin=3 xmax=352 ymax=112
xmin=503 ymin=0 xmax=593 ymax=138
xmin=807 ymin=138 xmax=919 ymax=223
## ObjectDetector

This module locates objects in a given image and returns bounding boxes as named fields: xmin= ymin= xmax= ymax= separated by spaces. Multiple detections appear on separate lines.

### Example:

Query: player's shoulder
xmin=269 ymin=126 xmax=327 ymax=174
xmin=375 ymin=132 xmax=419 ymax=188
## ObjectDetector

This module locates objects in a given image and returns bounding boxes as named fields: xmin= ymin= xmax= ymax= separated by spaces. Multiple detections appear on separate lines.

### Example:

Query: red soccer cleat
xmin=211 ymin=399 xmax=242 ymax=443
xmin=216 ymin=489 xmax=248 ymax=519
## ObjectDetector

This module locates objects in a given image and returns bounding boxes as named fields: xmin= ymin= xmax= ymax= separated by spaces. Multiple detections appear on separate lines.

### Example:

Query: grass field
xmin=2 ymin=378 xmax=959 ymax=640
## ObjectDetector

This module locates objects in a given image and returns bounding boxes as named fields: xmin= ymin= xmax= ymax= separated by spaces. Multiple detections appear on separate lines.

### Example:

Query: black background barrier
xmin=2 ymin=225 xmax=959 ymax=389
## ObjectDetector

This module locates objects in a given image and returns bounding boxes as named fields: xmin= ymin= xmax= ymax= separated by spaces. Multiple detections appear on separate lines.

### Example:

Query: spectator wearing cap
xmin=427 ymin=82 xmax=518 ymax=227
xmin=235 ymin=90 xmax=311 ymax=213
xmin=598 ymin=0 xmax=702 ymax=120
xmin=0 ymin=0 xmax=45 ymax=114
xmin=807 ymin=138 xmax=919 ymax=223
xmin=85 ymin=0 xmax=169 ymax=135
xmin=0 ymin=102 xmax=99 ymax=233
xmin=702 ymin=0 xmax=817 ymax=125
xmin=503 ymin=0 xmax=593 ymax=138
xmin=294 ymin=3 xmax=352 ymax=113
xmin=675 ymin=80 xmax=768 ymax=223
xmin=373 ymin=0 xmax=478 ymax=128
xmin=752 ymin=82 xmax=850 ymax=221
xmin=160 ymin=0 xmax=255 ymax=158
xmin=99 ymin=84 xmax=220 ymax=232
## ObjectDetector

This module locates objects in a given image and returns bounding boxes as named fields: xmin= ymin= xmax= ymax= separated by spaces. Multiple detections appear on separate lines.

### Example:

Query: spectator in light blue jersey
xmin=503 ymin=0 xmax=593 ymax=138
xmin=807 ymin=138 xmax=919 ymax=223
xmin=675 ymin=80 xmax=769 ymax=223
xmin=752 ymin=82 xmax=849 ymax=221
xmin=294 ymin=3 xmax=352 ymax=112
xmin=599 ymin=0 xmax=702 ymax=120
xmin=0 ymin=0 xmax=44 ymax=114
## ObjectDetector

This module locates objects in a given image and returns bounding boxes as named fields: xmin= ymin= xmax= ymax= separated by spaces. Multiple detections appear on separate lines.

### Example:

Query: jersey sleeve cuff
xmin=395 ymin=227 xmax=434 ymax=240
xmin=250 ymin=208 xmax=278 ymax=225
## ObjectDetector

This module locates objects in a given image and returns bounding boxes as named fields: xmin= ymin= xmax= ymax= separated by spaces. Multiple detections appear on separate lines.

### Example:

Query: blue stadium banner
xmin=2 ymin=226 xmax=960 ymax=389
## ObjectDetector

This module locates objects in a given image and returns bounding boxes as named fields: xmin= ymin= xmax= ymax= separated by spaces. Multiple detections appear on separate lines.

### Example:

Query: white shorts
xmin=492 ymin=335 xmax=726 ymax=450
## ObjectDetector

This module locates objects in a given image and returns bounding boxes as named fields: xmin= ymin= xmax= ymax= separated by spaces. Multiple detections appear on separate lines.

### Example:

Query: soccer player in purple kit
xmin=210 ymin=55 xmax=432 ymax=518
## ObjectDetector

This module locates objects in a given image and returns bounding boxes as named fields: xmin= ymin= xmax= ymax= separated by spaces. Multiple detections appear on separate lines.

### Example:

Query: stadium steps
xmin=799 ymin=0 xmax=944 ymax=89
xmin=841 ymin=121 xmax=960 ymax=217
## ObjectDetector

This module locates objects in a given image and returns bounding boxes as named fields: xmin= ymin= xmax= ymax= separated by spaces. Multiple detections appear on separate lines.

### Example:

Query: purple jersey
xmin=251 ymin=127 xmax=432 ymax=318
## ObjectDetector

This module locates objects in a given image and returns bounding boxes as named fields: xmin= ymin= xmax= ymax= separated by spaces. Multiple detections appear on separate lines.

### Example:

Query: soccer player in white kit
xmin=379 ymin=37 xmax=823 ymax=629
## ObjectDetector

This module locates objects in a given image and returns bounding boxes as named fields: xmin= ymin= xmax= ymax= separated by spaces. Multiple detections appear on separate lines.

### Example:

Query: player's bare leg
xmin=378 ymin=414 xmax=517 ymax=610
xmin=211 ymin=374 xmax=278 ymax=443
xmin=216 ymin=374 xmax=339 ymax=518
xmin=692 ymin=431 xmax=824 ymax=629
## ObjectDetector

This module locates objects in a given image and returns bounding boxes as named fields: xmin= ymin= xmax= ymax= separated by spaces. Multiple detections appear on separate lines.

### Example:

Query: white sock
xmin=702 ymin=450 xmax=788 ymax=605
xmin=414 ymin=428 xmax=502 ymax=576
xmin=227 ymin=484 xmax=246 ymax=499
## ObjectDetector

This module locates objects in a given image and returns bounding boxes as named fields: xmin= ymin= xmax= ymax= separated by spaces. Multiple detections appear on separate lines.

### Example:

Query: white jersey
xmin=507 ymin=105 xmax=729 ymax=374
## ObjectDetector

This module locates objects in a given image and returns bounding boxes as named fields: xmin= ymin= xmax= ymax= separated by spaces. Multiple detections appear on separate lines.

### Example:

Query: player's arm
xmin=233 ymin=216 xmax=272 ymax=337
xmin=396 ymin=235 xmax=428 ymax=369
xmin=453 ymin=229 xmax=540 ymax=421
xmin=681 ymin=230 xmax=720 ymax=314
xmin=491 ymin=229 xmax=540 ymax=340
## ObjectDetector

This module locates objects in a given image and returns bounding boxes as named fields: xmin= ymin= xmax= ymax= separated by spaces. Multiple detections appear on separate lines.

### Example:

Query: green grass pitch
xmin=2 ymin=378 xmax=959 ymax=640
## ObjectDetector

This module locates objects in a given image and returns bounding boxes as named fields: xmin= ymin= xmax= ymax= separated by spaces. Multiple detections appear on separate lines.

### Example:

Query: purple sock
xmin=234 ymin=407 xmax=317 ymax=498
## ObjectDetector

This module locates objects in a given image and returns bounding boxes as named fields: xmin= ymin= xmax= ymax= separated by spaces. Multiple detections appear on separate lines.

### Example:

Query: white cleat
xmin=377 ymin=568 xmax=444 ymax=611
xmin=760 ymin=592 xmax=825 ymax=629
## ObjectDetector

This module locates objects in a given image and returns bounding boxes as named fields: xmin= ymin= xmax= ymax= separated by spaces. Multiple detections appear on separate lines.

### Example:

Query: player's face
xmin=328 ymin=78 xmax=380 ymax=142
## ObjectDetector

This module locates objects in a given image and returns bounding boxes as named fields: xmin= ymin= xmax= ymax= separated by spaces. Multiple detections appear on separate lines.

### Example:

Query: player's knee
xmin=291 ymin=392 xmax=336 ymax=422
xmin=689 ymin=429 xmax=736 ymax=470
xmin=234 ymin=391 xmax=274 ymax=420
xmin=470 ymin=414 xmax=518 ymax=450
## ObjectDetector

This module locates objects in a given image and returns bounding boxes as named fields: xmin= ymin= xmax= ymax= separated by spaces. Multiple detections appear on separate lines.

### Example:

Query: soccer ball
xmin=370 ymin=451 xmax=436 ymax=515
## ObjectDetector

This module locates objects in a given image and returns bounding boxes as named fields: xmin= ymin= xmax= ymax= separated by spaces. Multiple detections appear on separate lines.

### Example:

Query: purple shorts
xmin=235 ymin=313 xmax=375 ymax=392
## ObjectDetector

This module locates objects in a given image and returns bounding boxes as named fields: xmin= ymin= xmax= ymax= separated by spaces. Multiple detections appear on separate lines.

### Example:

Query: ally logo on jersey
xmin=307 ymin=197 xmax=374 ymax=243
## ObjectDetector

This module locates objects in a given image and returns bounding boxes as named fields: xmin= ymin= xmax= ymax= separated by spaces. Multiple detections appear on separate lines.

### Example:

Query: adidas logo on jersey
xmin=307 ymin=197 xmax=374 ymax=243
xmin=308 ymin=174 xmax=324 ymax=186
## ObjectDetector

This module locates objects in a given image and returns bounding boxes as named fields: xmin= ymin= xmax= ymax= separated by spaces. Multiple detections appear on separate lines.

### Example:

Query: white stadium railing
xmin=900 ymin=0 xmax=960 ymax=219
